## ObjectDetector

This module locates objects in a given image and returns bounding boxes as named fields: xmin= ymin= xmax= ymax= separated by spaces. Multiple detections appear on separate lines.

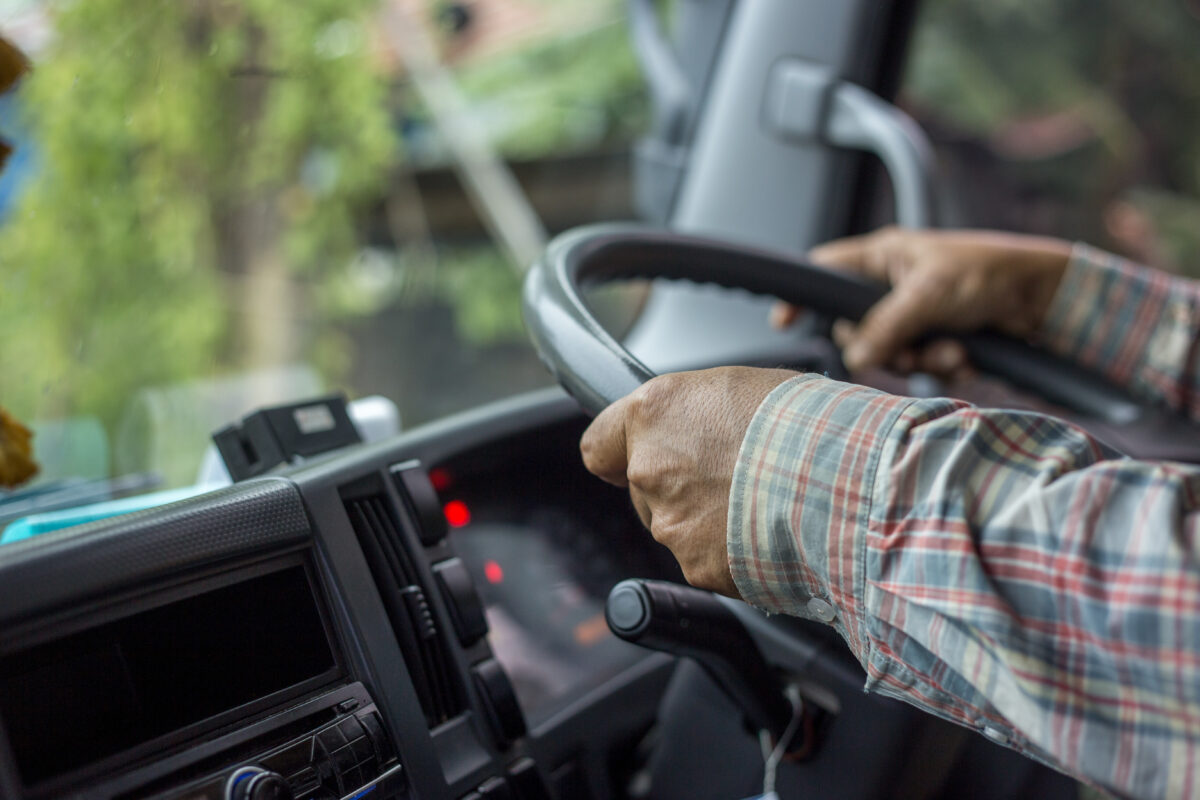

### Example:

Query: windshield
xmin=0 ymin=0 xmax=647 ymax=503
xmin=7 ymin=0 xmax=1200 ymax=525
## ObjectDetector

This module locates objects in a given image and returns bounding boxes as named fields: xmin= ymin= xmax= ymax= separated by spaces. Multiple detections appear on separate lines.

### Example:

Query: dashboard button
xmin=433 ymin=558 xmax=489 ymax=645
xmin=477 ymin=776 xmax=515 ymax=799
xmin=471 ymin=659 xmax=527 ymax=746
xmin=393 ymin=466 xmax=449 ymax=544
xmin=228 ymin=770 xmax=294 ymax=800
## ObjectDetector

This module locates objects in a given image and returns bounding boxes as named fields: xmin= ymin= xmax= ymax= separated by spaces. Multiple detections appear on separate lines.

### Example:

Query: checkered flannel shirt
xmin=728 ymin=245 xmax=1200 ymax=799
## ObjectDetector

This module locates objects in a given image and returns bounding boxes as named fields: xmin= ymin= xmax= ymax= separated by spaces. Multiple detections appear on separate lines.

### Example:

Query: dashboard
xmin=0 ymin=389 xmax=679 ymax=800
xmin=0 ymin=387 xmax=1080 ymax=800
xmin=432 ymin=417 xmax=681 ymax=728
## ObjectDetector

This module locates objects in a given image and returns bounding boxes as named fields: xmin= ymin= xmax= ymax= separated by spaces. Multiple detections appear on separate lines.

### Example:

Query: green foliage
xmin=435 ymin=247 xmax=525 ymax=344
xmin=400 ymin=15 xmax=648 ymax=348
xmin=456 ymin=17 xmax=648 ymax=158
xmin=907 ymin=0 xmax=1200 ymax=274
xmin=0 ymin=0 xmax=394 ymax=436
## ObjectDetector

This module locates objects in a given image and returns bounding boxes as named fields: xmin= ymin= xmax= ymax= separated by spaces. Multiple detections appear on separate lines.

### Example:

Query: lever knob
xmin=605 ymin=579 xmax=793 ymax=740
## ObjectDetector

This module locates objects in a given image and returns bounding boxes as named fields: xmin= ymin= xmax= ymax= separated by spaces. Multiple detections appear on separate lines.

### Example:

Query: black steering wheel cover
xmin=523 ymin=222 xmax=1145 ymax=422
xmin=523 ymin=222 xmax=888 ymax=415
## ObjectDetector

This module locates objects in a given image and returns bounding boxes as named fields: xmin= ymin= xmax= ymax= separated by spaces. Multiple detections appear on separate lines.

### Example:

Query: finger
xmin=916 ymin=339 xmax=968 ymax=376
xmin=808 ymin=228 xmax=902 ymax=283
xmin=769 ymin=302 xmax=801 ymax=330
xmin=842 ymin=284 xmax=937 ymax=372
xmin=831 ymin=319 xmax=857 ymax=350
xmin=579 ymin=398 xmax=633 ymax=487
xmin=808 ymin=233 xmax=876 ymax=272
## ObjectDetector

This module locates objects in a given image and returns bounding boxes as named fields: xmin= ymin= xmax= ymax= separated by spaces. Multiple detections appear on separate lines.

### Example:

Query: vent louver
xmin=342 ymin=482 xmax=461 ymax=727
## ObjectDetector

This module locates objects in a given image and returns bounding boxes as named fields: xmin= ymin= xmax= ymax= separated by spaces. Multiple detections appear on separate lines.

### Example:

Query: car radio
xmin=0 ymin=553 xmax=408 ymax=800
xmin=137 ymin=682 xmax=406 ymax=800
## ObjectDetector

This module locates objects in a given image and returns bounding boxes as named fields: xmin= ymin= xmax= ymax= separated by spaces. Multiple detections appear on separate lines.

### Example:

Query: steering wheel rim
xmin=522 ymin=222 xmax=1147 ymax=423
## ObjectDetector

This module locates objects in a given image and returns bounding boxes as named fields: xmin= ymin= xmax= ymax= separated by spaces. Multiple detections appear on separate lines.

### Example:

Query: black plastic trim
xmin=0 ymin=478 xmax=310 ymax=626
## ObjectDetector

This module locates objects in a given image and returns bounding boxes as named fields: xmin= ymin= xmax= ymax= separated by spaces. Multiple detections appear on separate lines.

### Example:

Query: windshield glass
xmin=902 ymin=0 xmax=1200 ymax=272
xmin=0 ymin=0 xmax=646 ymax=504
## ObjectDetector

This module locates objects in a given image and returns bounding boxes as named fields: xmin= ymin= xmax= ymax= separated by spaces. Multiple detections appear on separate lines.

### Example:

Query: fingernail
xmin=768 ymin=305 xmax=788 ymax=329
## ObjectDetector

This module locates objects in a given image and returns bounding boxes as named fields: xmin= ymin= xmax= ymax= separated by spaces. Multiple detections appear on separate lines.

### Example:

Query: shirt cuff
xmin=1038 ymin=242 xmax=1173 ymax=388
xmin=727 ymin=374 xmax=915 ymax=658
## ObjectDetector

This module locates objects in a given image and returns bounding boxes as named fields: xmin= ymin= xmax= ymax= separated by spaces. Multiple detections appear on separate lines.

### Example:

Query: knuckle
xmin=626 ymin=383 xmax=655 ymax=419
xmin=648 ymin=508 xmax=686 ymax=541
xmin=578 ymin=429 xmax=611 ymax=473
xmin=578 ymin=431 xmax=597 ymax=462
xmin=626 ymin=455 xmax=657 ymax=488
xmin=647 ymin=519 xmax=673 ymax=548
xmin=629 ymin=375 xmax=674 ymax=417
xmin=680 ymin=561 xmax=718 ymax=593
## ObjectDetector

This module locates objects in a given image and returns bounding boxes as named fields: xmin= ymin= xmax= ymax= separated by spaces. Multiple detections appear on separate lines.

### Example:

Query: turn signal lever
xmin=606 ymin=578 xmax=796 ymax=746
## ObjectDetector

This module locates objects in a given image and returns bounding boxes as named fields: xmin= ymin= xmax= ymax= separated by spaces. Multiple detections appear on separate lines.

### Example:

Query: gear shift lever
xmin=606 ymin=578 xmax=795 ymax=744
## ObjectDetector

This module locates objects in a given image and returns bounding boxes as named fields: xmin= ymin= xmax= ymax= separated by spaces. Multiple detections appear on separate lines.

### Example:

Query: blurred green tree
xmin=0 ymin=0 xmax=394 ymax=433
xmin=906 ymin=0 xmax=1200 ymax=274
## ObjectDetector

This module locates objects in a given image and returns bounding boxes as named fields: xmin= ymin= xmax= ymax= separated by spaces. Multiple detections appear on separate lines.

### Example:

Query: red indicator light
xmin=484 ymin=560 xmax=504 ymax=584
xmin=443 ymin=500 xmax=471 ymax=528
xmin=429 ymin=468 xmax=453 ymax=491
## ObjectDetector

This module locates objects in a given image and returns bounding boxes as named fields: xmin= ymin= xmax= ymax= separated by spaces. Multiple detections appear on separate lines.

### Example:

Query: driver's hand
xmin=580 ymin=367 xmax=797 ymax=599
xmin=770 ymin=227 xmax=1072 ymax=374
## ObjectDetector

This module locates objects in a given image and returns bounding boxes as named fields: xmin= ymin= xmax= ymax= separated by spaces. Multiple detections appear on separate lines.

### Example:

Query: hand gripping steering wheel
xmin=522 ymin=222 xmax=1150 ymax=428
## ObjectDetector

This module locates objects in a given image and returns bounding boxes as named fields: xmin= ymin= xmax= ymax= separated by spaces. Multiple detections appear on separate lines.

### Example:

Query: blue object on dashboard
xmin=0 ymin=484 xmax=222 ymax=544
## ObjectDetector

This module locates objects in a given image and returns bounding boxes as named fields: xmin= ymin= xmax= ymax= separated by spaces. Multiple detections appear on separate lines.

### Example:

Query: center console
xmin=0 ymin=551 xmax=404 ymax=800
xmin=0 ymin=396 xmax=661 ymax=800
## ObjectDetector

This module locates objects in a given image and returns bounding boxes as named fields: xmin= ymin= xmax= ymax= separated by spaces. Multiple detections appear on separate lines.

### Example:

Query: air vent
xmin=341 ymin=478 xmax=462 ymax=727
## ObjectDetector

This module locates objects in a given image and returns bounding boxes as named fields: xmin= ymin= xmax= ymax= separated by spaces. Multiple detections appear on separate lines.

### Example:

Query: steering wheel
xmin=522 ymin=222 xmax=1156 ymax=429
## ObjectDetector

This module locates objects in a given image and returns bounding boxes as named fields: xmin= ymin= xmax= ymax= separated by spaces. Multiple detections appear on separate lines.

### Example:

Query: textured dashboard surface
xmin=0 ymin=477 xmax=311 ymax=626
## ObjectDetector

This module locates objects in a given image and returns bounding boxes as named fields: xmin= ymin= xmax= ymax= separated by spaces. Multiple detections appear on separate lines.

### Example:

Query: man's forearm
xmin=729 ymin=375 xmax=1200 ymax=799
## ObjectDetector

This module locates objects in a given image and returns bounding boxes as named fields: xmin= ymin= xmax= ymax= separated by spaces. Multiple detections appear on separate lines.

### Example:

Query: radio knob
xmin=228 ymin=768 xmax=295 ymax=800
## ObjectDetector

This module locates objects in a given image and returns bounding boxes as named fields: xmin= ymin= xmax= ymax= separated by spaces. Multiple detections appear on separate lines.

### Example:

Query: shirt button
xmin=982 ymin=726 xmax=1009 ymax=746
xmin=806 ymin=597 xmax=837 ymax=623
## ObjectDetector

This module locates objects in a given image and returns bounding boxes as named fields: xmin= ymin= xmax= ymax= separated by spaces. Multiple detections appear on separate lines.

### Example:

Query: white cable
xmin=758 ymin=686 xmax=804 ymax=799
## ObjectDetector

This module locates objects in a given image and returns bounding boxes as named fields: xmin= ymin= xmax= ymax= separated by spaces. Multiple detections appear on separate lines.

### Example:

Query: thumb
xmin=842 ymin=283 xmax=935 ymax=371
xmin=580 ymin=396 xmax=633 ymax=487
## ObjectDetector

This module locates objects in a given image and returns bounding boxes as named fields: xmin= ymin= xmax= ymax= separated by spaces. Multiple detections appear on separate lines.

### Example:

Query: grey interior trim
xmin=629 ymin=0 xmax=736 ymax=222
xmin=625 ymin=0 xmax=903 ymax=372
xmin=765 ymin=60 xmax=935 ymax=229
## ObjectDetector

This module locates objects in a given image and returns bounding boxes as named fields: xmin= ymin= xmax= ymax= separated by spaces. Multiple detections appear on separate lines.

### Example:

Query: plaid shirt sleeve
xmin=1042 ymin=244 xmax=1200 ymax=418
xmin=728 ymin=249 xmax=1200 ymax=800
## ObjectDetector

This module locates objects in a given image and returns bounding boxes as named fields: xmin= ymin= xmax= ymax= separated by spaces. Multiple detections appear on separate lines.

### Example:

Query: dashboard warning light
xmin=443 ymin=500 xmax=471 ymax=528
xmin=429 ymin=468 xmax=453 ymax=491
xmin=484 ymin=560 xmax=504 ymax=584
